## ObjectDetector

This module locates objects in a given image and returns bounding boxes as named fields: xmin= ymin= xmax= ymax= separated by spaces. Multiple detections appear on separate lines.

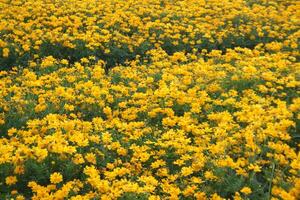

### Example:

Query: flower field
xmin=0 ymin=0 xmax=299 ymax=199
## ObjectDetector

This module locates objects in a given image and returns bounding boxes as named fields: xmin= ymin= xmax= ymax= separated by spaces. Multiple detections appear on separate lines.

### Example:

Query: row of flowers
xmin=0 ymin=0 xmax=299 ymax=70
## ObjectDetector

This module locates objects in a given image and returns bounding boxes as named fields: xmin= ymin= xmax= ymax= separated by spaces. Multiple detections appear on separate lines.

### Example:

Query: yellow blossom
xmin=240 ymin=187 xmax=252 ymax=195
xmin=50 ymin=172 xmax=63 ymax=184
xmin=6 ymin=176 xmax=17 ymax=185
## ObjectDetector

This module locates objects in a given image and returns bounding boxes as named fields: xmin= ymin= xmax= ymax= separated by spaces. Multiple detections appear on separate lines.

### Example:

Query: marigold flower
xmin=6 ymin=176 xmax=17 ymax=185
xmin=2 ymin=48 xmax=9 ymax=57
xmin=240 ymin=187 xmax=252 ymax=195
xmin=50 ymin=172 xmax=63 ymax=184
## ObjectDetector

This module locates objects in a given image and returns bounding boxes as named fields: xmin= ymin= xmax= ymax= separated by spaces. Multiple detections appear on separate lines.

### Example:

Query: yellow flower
xmin=183 ymin=185 xmax=197 ymax=197
xmin=60 ymin=59 xmax=69 ymax=65
xmin=64 ymin=104 xmax=75 ymax=111
xmin=11 ymin=190 xmax=18 ymax=195
xmin=248 ymin=164 xmax=261 ymax=172
xmin=16 ymin=195 xmax=25 ymax=200
xmin=204 ymin=171 xmax=217 ymax=180
xmin=265 ymin=42 xmax=282 ymax=51
xmin=2 ymin=48 xmax=9 ymax=57
xmin=181 ymin=166 xmax=193 ymax=176
xmin=148 ymin=195 xmax=161 ymax=200
xmin=103 ymin=106 xmax=112 ymax=119
xmin=14 ymin=165 xmax=25 ymax=175
xmin=41 ymin=56 xmax=57 ymax=68
xmin=211 ymin=193 xmax=223 ymax=200
xmin=72 ymin=153 xmax=85 ymax=165
xmin=85 ymin=153 xmax=97 ymax=164
xmin=240 ymin=187 xmax=252 ymax=195
xmin=5 ymin=176 xmax=17 ymax=185
xmin=50 ymin=172 xmax=63 ymax=184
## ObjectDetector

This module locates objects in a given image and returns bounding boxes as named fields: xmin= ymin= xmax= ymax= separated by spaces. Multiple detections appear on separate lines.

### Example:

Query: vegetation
xmin=0 ymin=0 xmax=299 ymax=199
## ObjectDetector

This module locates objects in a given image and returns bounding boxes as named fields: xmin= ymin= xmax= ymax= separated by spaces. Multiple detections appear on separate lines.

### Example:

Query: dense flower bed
xmin=0 ymin=0 xmax=299 ymax=199
xmin=0 ymin=0 xmax=298 ymax=69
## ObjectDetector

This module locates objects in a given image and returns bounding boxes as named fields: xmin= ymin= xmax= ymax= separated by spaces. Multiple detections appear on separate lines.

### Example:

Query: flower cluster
xmin=0 ymin=0 xmax=299 ymax=200
xmin=0 ymin=0 xmax=299 ymax=70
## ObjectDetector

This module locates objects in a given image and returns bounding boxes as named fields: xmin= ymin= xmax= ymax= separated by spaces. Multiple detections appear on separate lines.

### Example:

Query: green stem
xmin=268 ymin=163 xmax=275 ymax=200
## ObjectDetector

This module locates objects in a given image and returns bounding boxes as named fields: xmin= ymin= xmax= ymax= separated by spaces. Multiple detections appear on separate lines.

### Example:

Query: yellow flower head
xmin=240 ymin=187 xmax=252 ymax=195
xmin=50 ymin=172 xmax=63 ymax=184
xmin=2 ymin=48 xmax=9 ymax=57
xmin=6 ymin=176 xmax=17 ymax=185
